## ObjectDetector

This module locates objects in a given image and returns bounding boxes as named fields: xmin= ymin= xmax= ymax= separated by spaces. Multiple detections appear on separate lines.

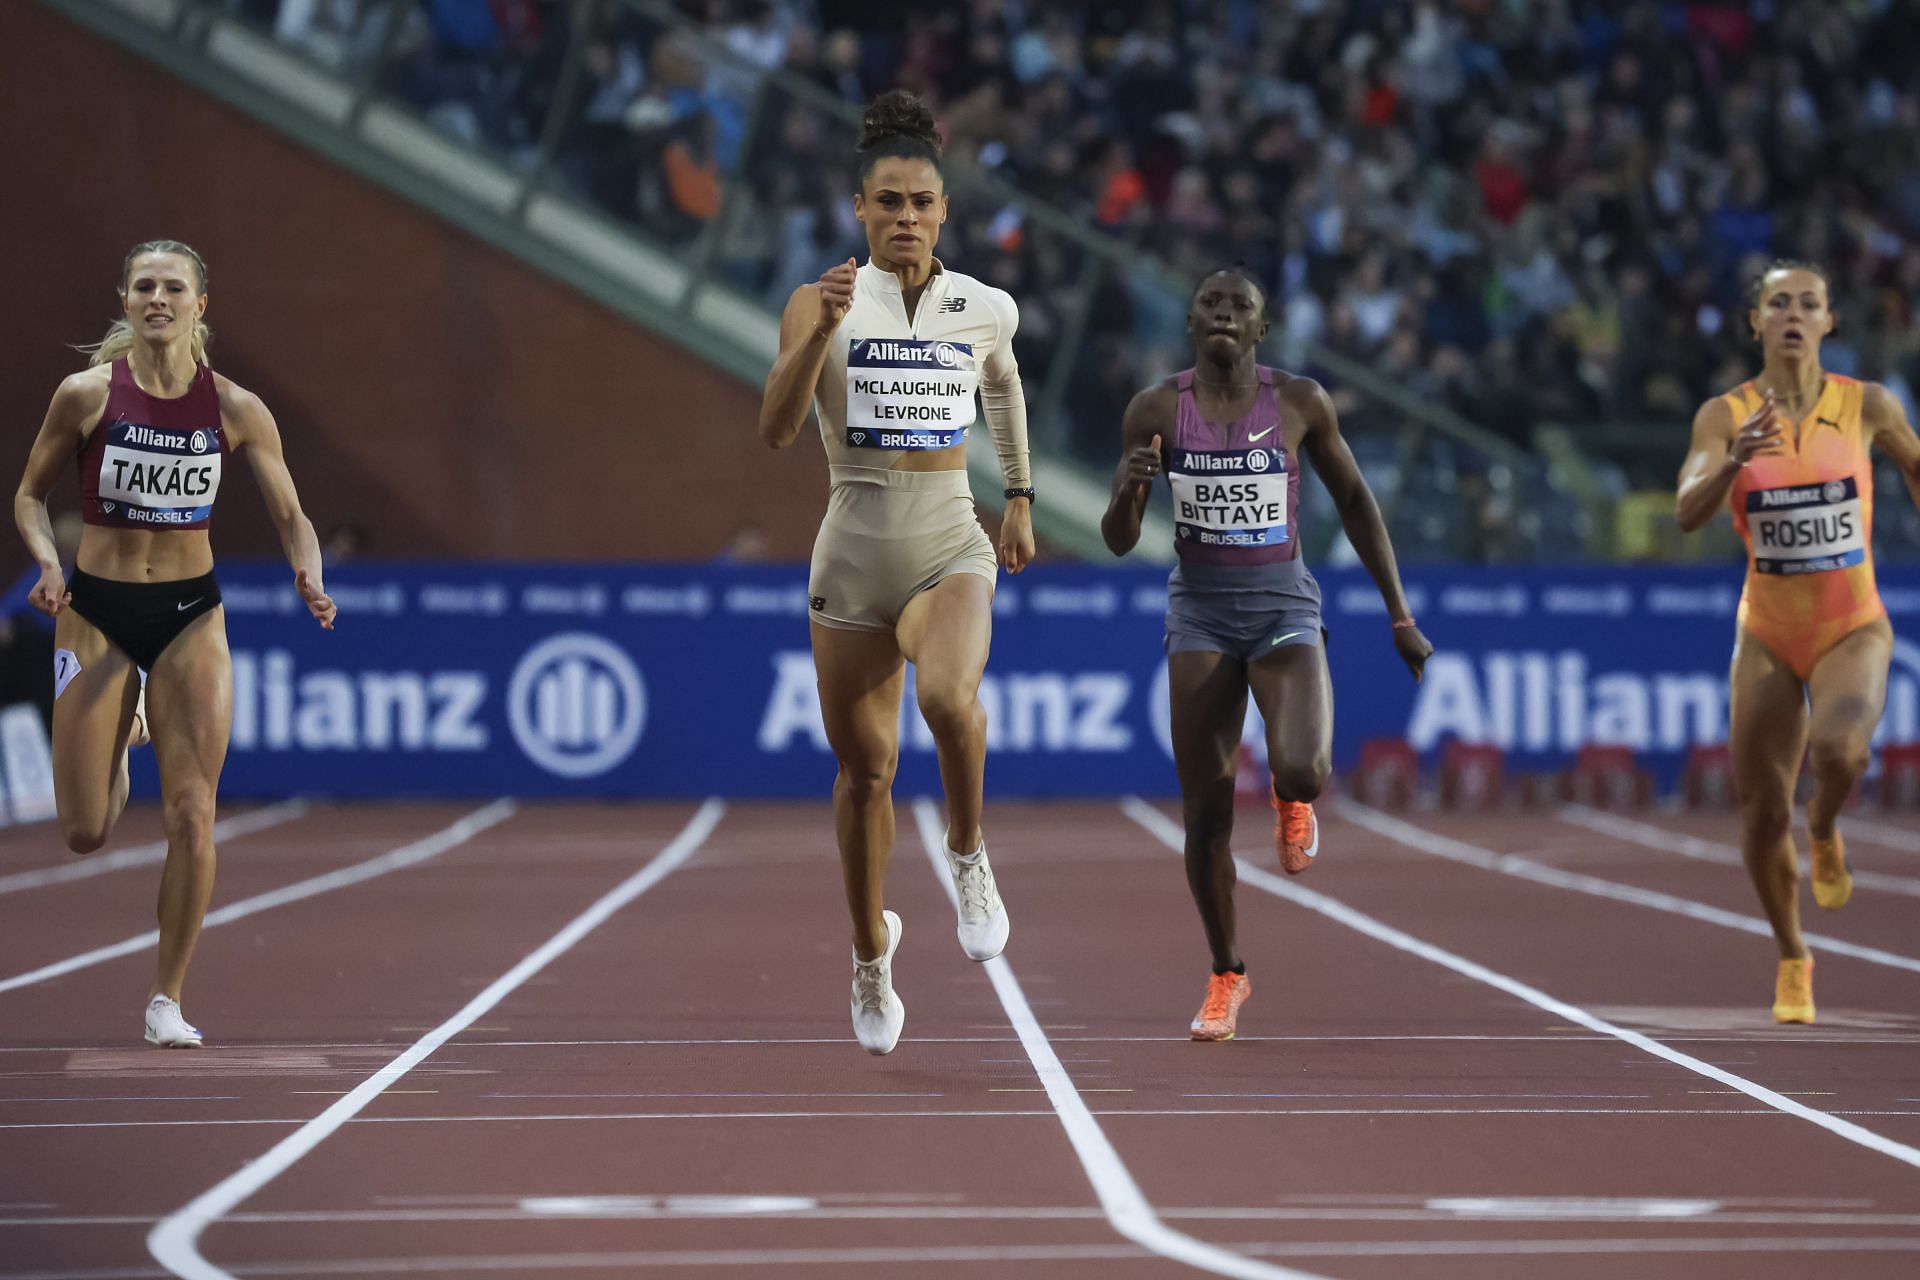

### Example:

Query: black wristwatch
xmin=1004 ymin=487 xmax=1036 ymax=504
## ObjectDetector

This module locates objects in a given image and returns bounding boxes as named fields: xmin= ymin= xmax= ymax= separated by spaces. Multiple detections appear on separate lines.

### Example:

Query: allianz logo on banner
xmin=1403 ymin=640 xmax=1920 ymax=752
xmin=229 ymin=633 xmax=648 ymax=778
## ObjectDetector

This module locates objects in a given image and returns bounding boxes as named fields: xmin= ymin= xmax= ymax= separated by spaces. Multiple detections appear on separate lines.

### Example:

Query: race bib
xmin=1747 ymin=477 xmax=1866 ymax=575
xmin=845 ymin=338 xmax=976 ymax=450
xmin=1169 ymin=447 xmax=1291 ymax=548
xmin=98 ymin=420 xmax=222 ymax=525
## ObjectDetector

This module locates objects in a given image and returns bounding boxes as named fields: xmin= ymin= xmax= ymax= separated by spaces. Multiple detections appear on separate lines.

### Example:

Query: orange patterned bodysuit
xmin=1721 ymin=375 xmax=1886 ymax=680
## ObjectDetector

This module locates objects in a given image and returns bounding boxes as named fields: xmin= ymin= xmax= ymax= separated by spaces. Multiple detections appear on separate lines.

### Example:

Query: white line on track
xmin=1560 ymin=804 xmax=1920 ymax=896
xmin=145 ymin=799 xmax=725 ymax=1280
xmin=910 ymin=798 xmax=1331 ymax=1280
xmin=18 ymin=1204 xmax=1920 ymax=1228
xmin=18 ymin=1105 xmax=1920 ymax=1132
xmin=0 ymin=801 xmax=307 ymax=895
xmin=0 ymin=801 xmax=516 ymax=998
xmin=23 ymin=1237 xmax=1920 ymax=1277
xmin=1123 ymin=797 xmax=1920 ymax=1173
xmin=1333 ymin=798 xmax=1920 ymax=975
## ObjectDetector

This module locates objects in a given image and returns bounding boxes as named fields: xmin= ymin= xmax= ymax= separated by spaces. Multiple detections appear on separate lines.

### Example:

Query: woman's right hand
xmin=28 ymin=565 xmax=68 ymax=617
xmin=1730 ymin=391 xmax=1785 ymax=465
xmin=816 ymin=258 xmax=857 ymax=335
xmin=1125 ymin=434 xmax=1164 ymax=495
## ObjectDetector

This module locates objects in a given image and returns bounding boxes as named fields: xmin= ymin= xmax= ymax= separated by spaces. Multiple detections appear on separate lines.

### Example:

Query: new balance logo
xmin=809 ymin=595 xmax=827 ymax=612
xmin=938 ymin=297 xmax=967 ymax=314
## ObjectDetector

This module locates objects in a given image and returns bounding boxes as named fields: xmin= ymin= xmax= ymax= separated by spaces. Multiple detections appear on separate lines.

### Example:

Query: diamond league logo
xmin=849 ymin=430 xmax=867 ymax=445
xmin=508 ymin=633 xmax=646 ymax=778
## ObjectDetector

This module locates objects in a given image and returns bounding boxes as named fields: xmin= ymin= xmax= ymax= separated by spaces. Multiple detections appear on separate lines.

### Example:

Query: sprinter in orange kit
xmin=1676 ymin=260 xmax=1920 ymax=1024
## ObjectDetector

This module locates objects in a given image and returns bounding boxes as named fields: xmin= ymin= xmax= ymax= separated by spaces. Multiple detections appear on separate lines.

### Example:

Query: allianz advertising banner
xmin=144 ymin=562 xmax=1920 ymax=800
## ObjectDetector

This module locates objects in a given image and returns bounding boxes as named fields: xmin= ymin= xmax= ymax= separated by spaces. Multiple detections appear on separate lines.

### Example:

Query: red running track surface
xmin=0 ymin=796 xmax=1917 ymax=1279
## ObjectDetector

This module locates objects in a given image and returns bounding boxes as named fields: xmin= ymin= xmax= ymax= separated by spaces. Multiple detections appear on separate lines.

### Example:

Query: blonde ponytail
xmin=76 ymin=240 xmax=213 ymax=368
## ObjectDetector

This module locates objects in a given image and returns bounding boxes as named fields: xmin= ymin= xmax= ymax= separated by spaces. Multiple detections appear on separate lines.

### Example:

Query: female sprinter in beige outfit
xmin=758 ymin=92 xmax=1034 ymax=1055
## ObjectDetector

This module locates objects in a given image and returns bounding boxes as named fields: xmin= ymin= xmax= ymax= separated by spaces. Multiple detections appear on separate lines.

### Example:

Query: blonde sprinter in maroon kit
xmin=759 ymin=93 xmax=1034 ymax=1055
xmin=14 ymin=241 xmax=335 ymax=1047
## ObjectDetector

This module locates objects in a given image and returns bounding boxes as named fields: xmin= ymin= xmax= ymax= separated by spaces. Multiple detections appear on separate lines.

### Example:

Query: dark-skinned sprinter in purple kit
xmin=1104 ymin=266 xmax=1431 ymax=1042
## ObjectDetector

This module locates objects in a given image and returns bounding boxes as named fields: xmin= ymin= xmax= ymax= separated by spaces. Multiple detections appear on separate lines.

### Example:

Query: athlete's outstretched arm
xmin=1677 ymin=393 xmax=1780 ymax=531
xmin=13 ymin=373 xmax=104 ymax=616
xmin=759 ymin=261 xmax=854 ymax=449
xmin=221 ymin=380 xmax=334 ymax=630
xmin=1101 ymin=383 xmax=1172 ymax=556
xmin=1290 ymin=377 xmax=1430 ymax=680
xmin=1866 ymin=382 xmax=1920 ymax=511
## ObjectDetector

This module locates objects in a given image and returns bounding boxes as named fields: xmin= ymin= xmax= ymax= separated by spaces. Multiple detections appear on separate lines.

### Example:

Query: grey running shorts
xmin=1164 ymin=557 xmax=1325 ymax=662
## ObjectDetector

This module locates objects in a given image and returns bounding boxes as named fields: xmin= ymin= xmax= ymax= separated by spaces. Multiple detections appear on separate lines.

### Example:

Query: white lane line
xmin=1839 ymin=815 xmax=1920 ymax=855
xmin=0 ymin=801 xmax=516 ymax=998
xmin=1560 ymin=805 xmax=1920 ymax=897
xmin=19 ymin=1105 xmax=1920 ymax=1132
xmin=34 ymin=1237 xmax=1920 ymax=1277
xmin=146 ymin=799 xmax=726 ymax=1280
xmin=909 ymin=798 xmax=1329 ymax=1280
xmin=0 ymin=801 xmax=307 ymax=895
xmin=21 ymin=1204 xmax=1920 ymax=1227
xmin=1333 ymin=799 xmax=1920 ymax=975
xmin=1123 ymin=798 xmax=1920 ymax=1173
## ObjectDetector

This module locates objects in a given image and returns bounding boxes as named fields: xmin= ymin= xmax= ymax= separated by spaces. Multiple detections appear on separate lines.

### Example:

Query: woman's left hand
xmin=297 ymin=568 xmax=336 ymax=630
xmin=1392 ymin=622 xmax=1432 ymax=681
xmin=999 ymin=499 xmax=1036 ymax=574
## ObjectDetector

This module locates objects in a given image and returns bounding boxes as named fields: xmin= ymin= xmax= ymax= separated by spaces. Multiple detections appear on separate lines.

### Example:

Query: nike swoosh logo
xmin=1271 ymin=631 xmax=1304 ymax=646
xmin=1248 ymin=427 xmax=1275 ymax=442
xmin=176 ymin=598 xmax=203 ymax=612
xmin=1817 ymin=417 xmax=1839 ymax=427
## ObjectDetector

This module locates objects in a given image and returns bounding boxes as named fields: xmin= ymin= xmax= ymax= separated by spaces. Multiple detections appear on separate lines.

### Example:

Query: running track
xmin=1 ymin=795 xmax=1917 ymax=1278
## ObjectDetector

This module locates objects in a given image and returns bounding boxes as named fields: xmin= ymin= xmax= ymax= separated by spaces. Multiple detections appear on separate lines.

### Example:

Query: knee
xmin=1271 ymin=756 xmax=1331 ymax=804
xmin=161 ymin=791 xmax=216 ymax=847
xmin=915 ymin=681 xmax=980 ymax=737
xmin=1739 ymin=792 xmax=1793 ymax=845
xmin=836 ymin=755 xmax=897 ymax=804
xmin=1181 ymin=797 xmax=1235 ymax=852
xmin=1808 ymin=731 xmax=1871 ymax=783
xmin=62 ymin=822 xmax=108 ymax=857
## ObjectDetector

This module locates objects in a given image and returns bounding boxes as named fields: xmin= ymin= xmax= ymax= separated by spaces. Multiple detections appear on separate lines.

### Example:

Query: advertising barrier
xmin=146 ymin=562 xmax=1920 ymax=800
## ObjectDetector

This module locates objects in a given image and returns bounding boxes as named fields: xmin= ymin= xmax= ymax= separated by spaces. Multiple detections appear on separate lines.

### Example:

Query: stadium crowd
xmin=236 ymin=0 xmax=1920 ymax=559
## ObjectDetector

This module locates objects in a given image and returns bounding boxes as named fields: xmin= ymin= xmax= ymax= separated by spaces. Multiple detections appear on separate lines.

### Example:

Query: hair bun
xmin=859 ymin=90 xmax=941 ymax=155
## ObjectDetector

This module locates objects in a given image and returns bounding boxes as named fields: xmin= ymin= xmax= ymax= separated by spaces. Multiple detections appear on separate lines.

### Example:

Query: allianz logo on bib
xmin=866 ymin=340 xmax=961 ymax=366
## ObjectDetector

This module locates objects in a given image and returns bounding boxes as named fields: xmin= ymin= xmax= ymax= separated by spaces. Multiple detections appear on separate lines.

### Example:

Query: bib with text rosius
xmin=1746 ymin=477 xmax=1866 ymax=575
xmin=98 ymin=421 xmax=222 ymax=525
xmin=1169 ymin=447 xmax=1290 ymax=548
xmin=845 ymin=338 xmax=977 ymax=450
